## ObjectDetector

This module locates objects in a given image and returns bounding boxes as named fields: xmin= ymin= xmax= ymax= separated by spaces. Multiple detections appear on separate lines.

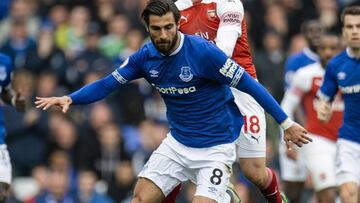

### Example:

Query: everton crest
xmin=179 ymin=66 xmax=193 ymax=82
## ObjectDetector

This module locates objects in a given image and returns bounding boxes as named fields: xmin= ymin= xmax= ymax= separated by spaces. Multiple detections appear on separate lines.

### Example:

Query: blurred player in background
xmin=0 ymin=52 xmax=25 ymax=203
xmin=317 ymin=6 xmax=360 ymax=203
xmin=173 ymin=0 xmax=288 ymax=202
xmin=281 ymin=33 xmax=343 ymax=203
xmin=35 ymin=0 xmax=311 ymax=202
xmin=279 ymin=19 xmax=324 ymax=203
xmin=284 ymin=20 xmax=324 ymax=89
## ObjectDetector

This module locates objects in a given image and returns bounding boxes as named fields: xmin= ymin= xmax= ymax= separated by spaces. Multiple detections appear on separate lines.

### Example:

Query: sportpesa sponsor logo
xmin=339 ymin=84 xmax=360 ymax=94
xmin=151 ymin=83 xmax=196 ymax=95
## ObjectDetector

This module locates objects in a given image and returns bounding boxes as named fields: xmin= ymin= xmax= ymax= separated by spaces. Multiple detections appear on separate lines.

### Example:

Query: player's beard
xmin=152 ymin=33 xmax=179 ymax=56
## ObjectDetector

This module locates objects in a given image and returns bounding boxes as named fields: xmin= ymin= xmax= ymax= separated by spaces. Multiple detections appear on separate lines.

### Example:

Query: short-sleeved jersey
xmin=292 ymin=63 xmax=343 ymax=141
xmin=176 ymin=0 xmax=257 ymax=78
xmin=0 ymin=53 xmax=13 ymax=144
xmin=112 ymin=33 xmax=244 ymax=148
xmin=284 ymin=48 xmax=319 ymax=88
xmin=318 ymin=49 xmax=360 ymax=144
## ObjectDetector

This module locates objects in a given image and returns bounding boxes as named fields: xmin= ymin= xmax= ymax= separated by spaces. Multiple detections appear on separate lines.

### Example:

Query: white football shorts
xmin=138 ymin=133 xmax=236 ymax=202
xmin=299 ymin=134 xmax=336 ymax=191
xmin=0 ymin=145 xmax=12 ymax=184
xmin=231 ymin=88 xmax=267 ymax=158
xmin=335 ymin=138 xmax=360 ymax=186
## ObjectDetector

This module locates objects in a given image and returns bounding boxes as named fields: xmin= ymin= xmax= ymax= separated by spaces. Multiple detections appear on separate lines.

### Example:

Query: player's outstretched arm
xmin=234 ymin=72 xmax=312 ymax=148
xmin=35 ymin=73 xmax=121 ymax=113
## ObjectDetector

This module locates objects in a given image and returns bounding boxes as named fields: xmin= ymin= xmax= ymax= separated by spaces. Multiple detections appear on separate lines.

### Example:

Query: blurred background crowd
xmin=1 ymin=0 xmax=359 ymax=202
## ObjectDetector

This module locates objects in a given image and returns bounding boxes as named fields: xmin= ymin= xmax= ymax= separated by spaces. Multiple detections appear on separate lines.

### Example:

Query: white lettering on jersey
xmin=152 ymin=83 xmax=197 ymax=95
xmin=339 ymin=84 xmax=360 ymax=94
xmin=112 ymin=70 xmax=128 ymax=84
xmin=219 ymin=58 xmax=244 ymax=87
xmin=221 ymin=12 xmax=242 ymax=26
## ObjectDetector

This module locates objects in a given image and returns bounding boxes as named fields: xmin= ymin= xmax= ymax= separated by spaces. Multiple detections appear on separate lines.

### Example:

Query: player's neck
xmin=167 ymin=32 xmax=181 ymax=55
xmin=348 ymin=47 xmax=360 ymax=58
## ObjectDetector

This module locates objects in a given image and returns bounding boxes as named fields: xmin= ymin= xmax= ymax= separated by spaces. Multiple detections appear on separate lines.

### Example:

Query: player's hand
xmin=35 ymin=96 xmax=72 ymax=113
xmin=316 ymin=100 xmax=332 ymax=123
xmin=283 ymin=122 xmax=311 ymax=149
xmin=13 ymin=91 xmax=26 ymax=112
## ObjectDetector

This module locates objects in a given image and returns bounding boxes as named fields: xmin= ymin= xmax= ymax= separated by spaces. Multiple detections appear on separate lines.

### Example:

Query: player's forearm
xmin=280 ymin=89 xmax=301 ymax=120
xmin=69 ymin=74 xmax=120 ymax=105
xmin=235 ymin=72 xmax=289 ymax=124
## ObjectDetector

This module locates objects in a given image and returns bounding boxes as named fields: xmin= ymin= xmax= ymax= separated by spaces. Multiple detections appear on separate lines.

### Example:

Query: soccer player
xmin=35 ymin=0 xmax=311 ymax=202
xmin=317 ymin=6 xmax=360 ymax=203
xmin=279 ymin=20 xmax=324 ymax=203
xmin=173 ymin=0 xmax=287 ymax=202
xmin=284 ymin=20 xmax=324 ymax=88
xmin=0 ymin=52 xmax=25 ymax=203
xmin=281 ymin=33 xmax=342 ymax=203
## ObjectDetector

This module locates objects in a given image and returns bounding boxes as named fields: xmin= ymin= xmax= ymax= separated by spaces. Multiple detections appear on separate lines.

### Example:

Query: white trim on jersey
xmin=170 ymin=33 xmax=185 ymax=56
xmin=303 ymin=47 xmax=319 ymax=61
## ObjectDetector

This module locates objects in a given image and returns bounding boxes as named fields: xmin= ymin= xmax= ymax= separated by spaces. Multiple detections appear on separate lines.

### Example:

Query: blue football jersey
xmin=318 ymin=49 xmax=360 ymax=144
xmin=284 ymin=48 xmax=319 ymax=88
xmin=112 ymin=33 xmax=244 ymax=148
xmin=0 ymin=53 xmax=13 ymax=144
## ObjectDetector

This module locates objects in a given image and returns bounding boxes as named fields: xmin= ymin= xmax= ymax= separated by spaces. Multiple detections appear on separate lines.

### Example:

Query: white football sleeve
xmin=215 ymin=0 xmax=244 ymax=57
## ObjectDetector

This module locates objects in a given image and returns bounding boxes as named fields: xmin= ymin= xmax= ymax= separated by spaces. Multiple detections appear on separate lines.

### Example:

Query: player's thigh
xmin=231 ymin=89 xmax=267 ymax=158
xmin=192 ymin=196 xmax=217 ymax=203
xmin=300 ymin=134 xmax=336 ymax=191
xmin=132 ymin=177 xmax=165 ymax=203
xmin=278 ymin=142 xmax=307 ymax=182
xmin=0 ymin=145 xmax=11 ymax=185
xmin=339 ymin=182 xmax=359 ymax=203
xmin=194 ymin=163 xmax=231 ymax=203
xmin=335 ymin=139 xmax=360 ymax=187
xmin=137 ymin=152 xmax=184 ymax=198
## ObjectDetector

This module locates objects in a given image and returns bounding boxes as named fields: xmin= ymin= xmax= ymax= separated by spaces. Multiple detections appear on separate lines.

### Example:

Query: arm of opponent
xmin=215 ymin=0 xmax=244 ymax=57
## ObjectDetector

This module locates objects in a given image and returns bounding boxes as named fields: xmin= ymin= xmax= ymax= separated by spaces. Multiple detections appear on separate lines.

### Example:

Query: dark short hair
xmin=341 ymin=6 xmax=360 ymax=24
xmin=141 ymin=0 xmax=180 ymax=26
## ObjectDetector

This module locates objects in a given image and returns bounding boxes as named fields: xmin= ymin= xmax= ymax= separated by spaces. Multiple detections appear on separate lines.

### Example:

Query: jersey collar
xmin=303 ymin=47 xmax=319 ymax=61
xmin=346 ymin=47 xmax=360 ymax=59
xmin=149 ymin=32 xmax=185 ymax=57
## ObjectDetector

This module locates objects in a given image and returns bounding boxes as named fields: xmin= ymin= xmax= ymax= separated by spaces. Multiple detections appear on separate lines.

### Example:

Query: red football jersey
xmin=176 ymin=0 xmax=257 ymax=78
xmin=291 ymin=63 xmax=343 ymax=141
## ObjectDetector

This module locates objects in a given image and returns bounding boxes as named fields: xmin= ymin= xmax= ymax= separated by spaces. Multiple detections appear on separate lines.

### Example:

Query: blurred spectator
xmin=29 ymin=170 xmax=76 ymax=203
xmin=99 ymin=14 xmax=129 ymax=59
xmin=254 ymin=30 xmax=285 ymax=102
xmin=36 ymin=28 xmax=68 ymax=83
xmin=63 ymin=6 xmax=90 ymax=59
xmin=0 ymin=0 xmax=11 ymax=20
xmin=95 ymin=123 xmax=130 ymax=183
xmin=0 ymin=0 xmax=40 ymax=46
xmin=264 ymin=3 xmax=289 ymax=41
xmin=76 ymin=170 xmax=114 ymax=203
xmin=107 ymin=161 xmax=135 ymax=203
xmin=67 ymin=22 xmax=112 ymax=90
xmin=49 ymin=5 xmax=70 ymax=51
xmin=115 ymin=29 xmax=144 ymax=65
xmin=5 ymin=70 xmax=49 ymax=176
xmin=0 ymin=19 xmax=39 ymax=72
xmin=314 ymin=0 xmax=340 ymax=32
xmin=93 ymin=0 xmax=118 ymax=33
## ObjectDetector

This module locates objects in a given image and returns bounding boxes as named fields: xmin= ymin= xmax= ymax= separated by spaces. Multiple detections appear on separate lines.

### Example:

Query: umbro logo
xmin=150 ymin=69 xmax=159 ymax=78
xmin=337 ymin=72 xmax=346 ymax=80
